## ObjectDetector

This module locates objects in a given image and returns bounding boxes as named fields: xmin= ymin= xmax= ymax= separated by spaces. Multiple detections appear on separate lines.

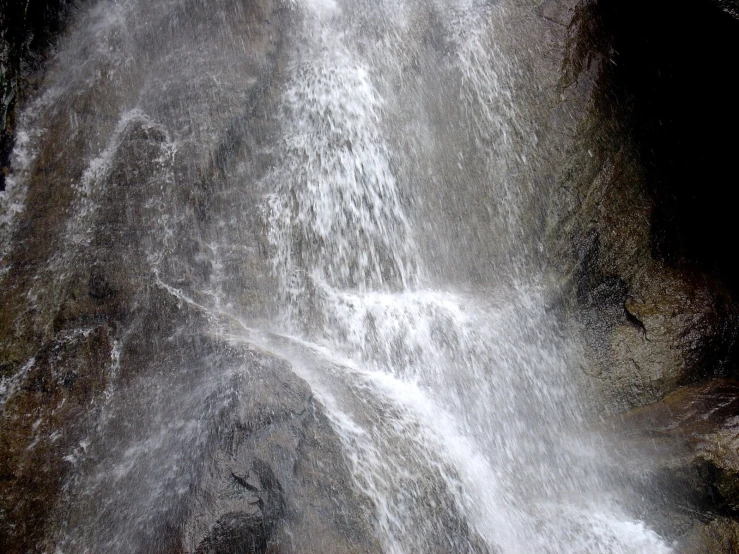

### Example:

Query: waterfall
xmin=256 ymin=0 xmax=672 ymax=552
xmin=0 ymin=0 xmax=675 ymax=552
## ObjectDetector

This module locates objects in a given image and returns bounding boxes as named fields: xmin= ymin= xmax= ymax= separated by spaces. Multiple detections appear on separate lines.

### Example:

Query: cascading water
xmin=0 ymin=0 xmax=677 ymax=552
xmin=252 ymin=0 xmax=672 ymax=552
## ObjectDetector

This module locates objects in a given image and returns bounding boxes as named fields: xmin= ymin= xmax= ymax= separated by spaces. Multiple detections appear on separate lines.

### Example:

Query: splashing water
xmin=261 ymin=0 xmax=673 ymax=552
xmin=0 ymin=0 xmax=676 ymax=551
xmin=264 ymin=11 xmax=419 ymax=311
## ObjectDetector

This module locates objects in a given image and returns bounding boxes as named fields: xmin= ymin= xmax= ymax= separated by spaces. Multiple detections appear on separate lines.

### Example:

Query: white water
xmin=0 ymin=0 xmax=675 ymax=551
xmin=259 ymin=0 xmax=673 ymax=552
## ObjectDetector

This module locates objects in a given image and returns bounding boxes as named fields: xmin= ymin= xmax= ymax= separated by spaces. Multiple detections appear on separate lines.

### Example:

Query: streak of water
xmin=261 ymin=0 xmax=673 ymax=552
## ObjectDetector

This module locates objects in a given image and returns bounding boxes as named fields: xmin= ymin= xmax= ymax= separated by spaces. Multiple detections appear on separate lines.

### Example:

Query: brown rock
xmin=612 ymin=380 xmax=739 ymax=551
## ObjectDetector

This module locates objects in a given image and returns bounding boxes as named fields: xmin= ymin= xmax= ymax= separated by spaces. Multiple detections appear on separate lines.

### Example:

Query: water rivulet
xmin=0 ymin=0 xmax=675 ymax=552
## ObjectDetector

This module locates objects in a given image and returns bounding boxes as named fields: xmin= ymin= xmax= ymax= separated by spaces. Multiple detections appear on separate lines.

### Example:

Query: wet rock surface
xmin=544 ymin=0 xmax=739 ymax=548
xmin=1 ymin=0 xmax=81 ymax=191
xmin=2 ymin=0 xmax=739 ymax=552
xmin=0 ymin=325 xmax=114 ymax=553
xmin=556 ymin=0 xmax=739 ymax=411
xmin=46 ymin=318 xmax=381 ymax=554
xmin=680 ymin=517 xmax=739 ymax=554
xmin=611 ymin=380 xmax=739 ymax=550
xmin=185 ymin=360 xmax=382 ymax=554
xmin=1 ymin=1 xmax=378 ymax=552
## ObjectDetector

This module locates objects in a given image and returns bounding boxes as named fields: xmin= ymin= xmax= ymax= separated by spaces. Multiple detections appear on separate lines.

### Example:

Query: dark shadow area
xmin=1 ymin=0 xmax=80 ymax=190
xmin=568 ymin=0 xmax=739 ymax=293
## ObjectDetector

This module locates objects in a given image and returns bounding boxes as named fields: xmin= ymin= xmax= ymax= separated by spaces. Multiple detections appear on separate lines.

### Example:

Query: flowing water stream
xmin=244 ymin=0 xmax=672 ymax=551
xmin=1 ymin=0 xmax=674 ymax=551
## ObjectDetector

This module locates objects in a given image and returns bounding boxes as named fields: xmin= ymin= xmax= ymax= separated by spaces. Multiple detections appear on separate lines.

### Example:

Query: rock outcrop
xmin=610 ymin=380 xmax=739 ymax=551
xmin=1 ymin=1 xmax=379 ymax=552
xmin=554 ymin=0 xmax=739 ymax=412
xmin=1 ymin=0 xmax=80 ymax=192
xmin=545 ymin=1 xmax=739 ymax=547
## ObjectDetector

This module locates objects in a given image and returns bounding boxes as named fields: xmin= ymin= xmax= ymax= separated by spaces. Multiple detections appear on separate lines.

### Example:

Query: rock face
xmin=184 ymin=360 xmax=381 ymax=554
xmin=680 ymin=518 xmax=739 ymax=554
xmin=499 ymin=0 xmax=739 ymax=548
xmin=473 ymin=0 xmax=739 ymax=409
xmin=2 ymin=0 xmax=739 ymax=552
xmin=46 ymin=321 xmax=380 ymax=554
xmin=554 ymin=0 xmax=739 ymax=412
xmin=611 ymin=380 xmax=739 ymax=551
xmin=0 ymin=1 xmax=379 ymax=552
xmin=1 ymin=0 xmax=80 ymax=192
xmin=547 ymin=1 xmax=739 ymax=546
